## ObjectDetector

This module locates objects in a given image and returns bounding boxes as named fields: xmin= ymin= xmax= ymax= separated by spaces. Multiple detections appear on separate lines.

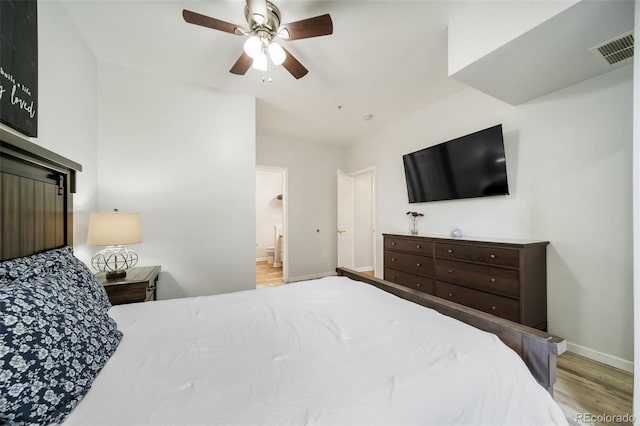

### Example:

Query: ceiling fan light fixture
xmin=268 ymin=42 xmax=286 ymax=66
xmin=243 ymin=36 xmax=262 ymax=59
xmin=183 ymin=1 xmax=333 ymax=80
xmin=252 ymin=52 xmax=268 ymax=71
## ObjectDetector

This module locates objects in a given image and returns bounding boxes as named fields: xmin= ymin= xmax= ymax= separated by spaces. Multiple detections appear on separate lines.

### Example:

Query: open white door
xmin=337 ymin=169 xmax=354 ymax=268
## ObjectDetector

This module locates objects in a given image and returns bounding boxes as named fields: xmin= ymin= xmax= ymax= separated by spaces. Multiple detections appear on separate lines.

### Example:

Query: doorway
xmin=337 ymin=167 xmax=376 ymax=275
xmin=256 ymin=166 xmax=288 ymax=287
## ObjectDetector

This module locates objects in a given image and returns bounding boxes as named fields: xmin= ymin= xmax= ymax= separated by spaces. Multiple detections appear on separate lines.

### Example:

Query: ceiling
xmin=451 ymin=0 xmax=634 ymax=105
xmin=62 ymin=0 xmax=479 ymax=146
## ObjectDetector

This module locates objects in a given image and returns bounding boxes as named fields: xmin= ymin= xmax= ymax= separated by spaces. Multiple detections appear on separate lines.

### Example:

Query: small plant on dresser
xmin=406 ymin=211 xmax=424 ymax=235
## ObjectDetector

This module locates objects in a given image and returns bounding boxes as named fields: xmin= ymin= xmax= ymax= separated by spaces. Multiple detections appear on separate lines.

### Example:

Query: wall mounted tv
xmin=403 ymin=124 xmax=509 ymax=203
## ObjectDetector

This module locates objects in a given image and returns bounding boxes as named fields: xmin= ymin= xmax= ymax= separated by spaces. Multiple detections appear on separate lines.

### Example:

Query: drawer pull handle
xmin=490 ymin=254 xmax=496 ymax=259
xmin=392 ymin=242 xmax=397 ymax=245
xmin=447 ymin=249 xmax=453 ymax=253
xmin=416 ymin=283 xmax=421 ymax=287
xmin=448 ymin=269 xmax=453 ymax=273
xmin=391 ymin=258 xmax=396 ymax=262
xmin=416 ymin=263 xmax=421 ymax=267
xmin=490 ymin=278 xmax=496 ymax=283
xmin=416 ymin=245 xmax=421 ymax=249
xmin=448 ymin=293 xmax=453 ymax=297
xmin=491 ymin=306 xmax=496 ymax=311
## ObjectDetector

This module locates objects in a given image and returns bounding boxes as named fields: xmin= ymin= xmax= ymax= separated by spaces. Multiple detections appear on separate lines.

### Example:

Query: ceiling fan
xmin=182 ymin=0 xmax=333 ymax=80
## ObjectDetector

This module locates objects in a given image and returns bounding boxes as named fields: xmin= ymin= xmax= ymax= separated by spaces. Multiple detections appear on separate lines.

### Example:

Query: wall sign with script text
xmin=0 ymin=0 xmax=38 ymax=137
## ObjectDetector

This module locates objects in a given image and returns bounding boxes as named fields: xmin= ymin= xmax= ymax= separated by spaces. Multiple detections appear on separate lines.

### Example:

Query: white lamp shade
xmin=252 ymin=52 xmax=268 ymax=71
xmin=243 ymin=36 xmax=262 ymax=59
xmin=87 ymin=212 xmax=142 ymax=246
xmin=268 ymin=42 xmax=286 ymax=66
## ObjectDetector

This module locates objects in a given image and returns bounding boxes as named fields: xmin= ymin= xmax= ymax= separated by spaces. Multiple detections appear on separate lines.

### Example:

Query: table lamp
xmin=87 ymin=209 xmax=142 ymax=279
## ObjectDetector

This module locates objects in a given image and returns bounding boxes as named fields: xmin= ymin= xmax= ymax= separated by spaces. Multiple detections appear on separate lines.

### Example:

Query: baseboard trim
xmin=256 ymin=257 xmax=268 ymax=262
xmin=353 ymin=266 xmax=374 ymax=273
xmin=287 ymin=271 xmax=336 ymax=283
xmin=566 ymin=341 xmax=633 ymax=372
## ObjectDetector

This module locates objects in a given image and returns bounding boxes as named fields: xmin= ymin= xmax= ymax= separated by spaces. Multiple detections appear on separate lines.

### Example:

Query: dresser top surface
xmin=383 ymin=233 xmax=549 ymax=247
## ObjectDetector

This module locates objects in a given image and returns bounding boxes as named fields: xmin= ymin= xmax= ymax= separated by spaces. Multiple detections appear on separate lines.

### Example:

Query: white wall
xmin=256 ymin=169 xmax=283 ymax=260
xmin=97 ymin=62 xmax=256 ymax=299
xmin=0 ymin=0 xmax=99 ymax=265
xmin=632 ymin=0 xmax=639 ymax=417
xmin=448 ymin=0 xmax=577 ymax=75
xmin=346 ymin=66 xmax=634 ymax=369
xmin=257 ymin=134 xmax=346 ymax=281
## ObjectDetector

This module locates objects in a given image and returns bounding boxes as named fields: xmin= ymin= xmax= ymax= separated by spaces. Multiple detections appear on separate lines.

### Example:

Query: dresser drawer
xmin=435 ymin=243 xmax=519 ymax=268
xmin=384 ymin=268 xmax=434 ymax=294
xmin=104 ymin=281 xmax=148 ymax=305
xmin=385 ymin=237 xmax=433 ymax=256
xmin=435 ymin=259 xmax=520 ymax=298
xmin=384 ymin=251 xmax=433 ymax=278
xmin=435 ymin=281 xmax=520 ymax=322
xmin=99 ymin=266 xmax=161 ymax=306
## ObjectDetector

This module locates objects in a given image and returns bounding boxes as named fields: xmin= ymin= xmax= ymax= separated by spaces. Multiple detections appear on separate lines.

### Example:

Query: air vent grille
xmin=594 ymin=32 xmax=634 ymax=65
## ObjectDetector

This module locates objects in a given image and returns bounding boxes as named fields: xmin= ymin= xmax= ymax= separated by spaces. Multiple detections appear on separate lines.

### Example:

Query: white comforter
xmin=65 ymin=276 xmax=567 ymax=425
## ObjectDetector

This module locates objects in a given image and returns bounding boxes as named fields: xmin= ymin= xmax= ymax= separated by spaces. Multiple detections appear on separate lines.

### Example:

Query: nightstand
xmin=96 ymin=265 xmax=161 ymax=306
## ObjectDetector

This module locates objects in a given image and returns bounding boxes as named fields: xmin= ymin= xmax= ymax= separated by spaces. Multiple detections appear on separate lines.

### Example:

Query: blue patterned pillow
xmin=0 ymin=247 xmax=111 ymax=312
xmin=0 ymin=269 xmax=122 ymax=425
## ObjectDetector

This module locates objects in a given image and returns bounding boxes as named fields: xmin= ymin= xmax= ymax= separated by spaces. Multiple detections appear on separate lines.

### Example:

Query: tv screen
xmin=403 ymin=124 xmax=509 ymax=203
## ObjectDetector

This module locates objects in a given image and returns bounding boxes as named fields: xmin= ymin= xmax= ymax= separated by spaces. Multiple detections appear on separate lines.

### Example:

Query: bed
xmin=0 ymin=130 xmax=568 ymax=425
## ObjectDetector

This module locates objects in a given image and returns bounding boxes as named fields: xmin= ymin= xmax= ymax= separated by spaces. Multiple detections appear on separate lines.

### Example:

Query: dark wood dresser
xmin=383 ymin=234 xmax=548 ymax=330
xmin=96 ymin=265 xmax=161 ymax=306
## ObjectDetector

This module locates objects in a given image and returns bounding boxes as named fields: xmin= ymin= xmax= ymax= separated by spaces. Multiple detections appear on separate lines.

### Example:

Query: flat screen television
xmin=403 ymin=124 xmax=509 ymax=203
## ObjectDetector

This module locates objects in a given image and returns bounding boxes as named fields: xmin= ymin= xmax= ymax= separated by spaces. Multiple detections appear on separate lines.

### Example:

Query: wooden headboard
xmin=0 ymin=129 xmax=82 ymax=260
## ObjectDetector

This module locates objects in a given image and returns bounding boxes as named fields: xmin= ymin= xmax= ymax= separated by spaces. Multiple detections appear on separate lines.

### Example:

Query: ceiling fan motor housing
xmin=245 ymin=0 xmax=281 ymax=39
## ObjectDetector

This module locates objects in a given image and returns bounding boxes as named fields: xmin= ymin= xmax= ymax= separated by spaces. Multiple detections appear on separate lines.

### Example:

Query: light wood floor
xmin=256 ymin=261 xmax=284 ymax=288
xmin=555 ymin=352 xmax=633 ymax=425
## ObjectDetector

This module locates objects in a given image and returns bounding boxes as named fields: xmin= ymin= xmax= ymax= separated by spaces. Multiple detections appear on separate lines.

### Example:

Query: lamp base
xmin=91 ymin=245 xmax=139 ymax=279
xmin=106 ymin=270 xmax=127 ymax=280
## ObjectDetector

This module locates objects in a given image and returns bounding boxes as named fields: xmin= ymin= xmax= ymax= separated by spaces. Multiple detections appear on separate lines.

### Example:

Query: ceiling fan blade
xmin=281 ymin=48 xmax=308 ymax=79
xmin=280 ymin=14 xmax=333 ymax=40
xmin=230 ymin=52 xmax=253 ymax=75
xmin=182 ymin=9 xmax=242 ymax=35
xmin=246 ymin=0 xmax=268 ymax=25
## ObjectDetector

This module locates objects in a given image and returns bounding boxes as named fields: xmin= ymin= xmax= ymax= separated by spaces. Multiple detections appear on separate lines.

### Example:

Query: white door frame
xmin=337 ymin=167 xmax=376 ymax=275
xmin=256 ymin=165 xmax=289 ymax=283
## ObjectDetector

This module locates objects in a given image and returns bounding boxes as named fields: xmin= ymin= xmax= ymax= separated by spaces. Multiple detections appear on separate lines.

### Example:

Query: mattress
xmin=64 ymin=276 xmax=567 ymax=425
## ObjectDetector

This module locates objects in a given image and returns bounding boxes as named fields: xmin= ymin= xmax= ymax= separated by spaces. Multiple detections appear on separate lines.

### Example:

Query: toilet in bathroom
xmin=265 ymin=247 xmax=275 ymax=265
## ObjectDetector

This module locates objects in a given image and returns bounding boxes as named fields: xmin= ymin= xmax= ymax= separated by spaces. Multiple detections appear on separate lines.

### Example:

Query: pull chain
xmin=259 ymin=42 xmax=274 ymax=83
